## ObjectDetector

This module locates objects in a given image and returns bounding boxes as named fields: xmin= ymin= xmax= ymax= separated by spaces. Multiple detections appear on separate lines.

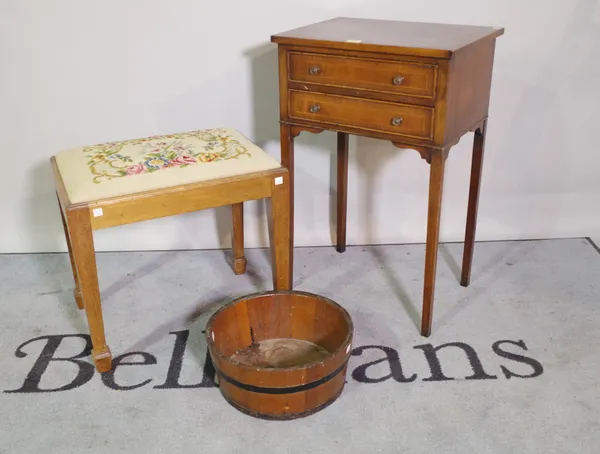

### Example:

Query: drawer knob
xmin=391 ymin=117 xmax=403 ymax=126
xmin=309 ymin=104 xmax=321 ymax=113
xmin=392 ymin=76 xmax=405 ymax=85
xmin=309 ymin=66 xmax=321 ymax=75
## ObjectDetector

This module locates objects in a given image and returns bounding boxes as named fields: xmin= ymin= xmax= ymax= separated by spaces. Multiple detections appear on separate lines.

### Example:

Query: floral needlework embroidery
xmin=84 ymin=128 xmax=252 ymax=183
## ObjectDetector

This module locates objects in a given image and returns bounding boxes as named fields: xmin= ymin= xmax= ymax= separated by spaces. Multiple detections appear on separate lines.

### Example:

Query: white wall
xmin=1 ymin=0 xmax=599 ymax=253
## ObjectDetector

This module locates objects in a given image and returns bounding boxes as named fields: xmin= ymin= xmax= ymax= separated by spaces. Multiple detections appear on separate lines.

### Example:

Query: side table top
xmin=271 ymin=17 xmax=504 ymax=59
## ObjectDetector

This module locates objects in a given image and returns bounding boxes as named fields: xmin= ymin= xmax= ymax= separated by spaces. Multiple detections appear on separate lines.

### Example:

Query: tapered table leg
xmin=280 ymin=124 xmax=295 ymax=284
xmin=336 ymin=132 xmax=349 ymax=253
xmin=421 ymin=149 xmax=447 ymax=337
xmin=461 ymin=121 xmax=487 ymax=287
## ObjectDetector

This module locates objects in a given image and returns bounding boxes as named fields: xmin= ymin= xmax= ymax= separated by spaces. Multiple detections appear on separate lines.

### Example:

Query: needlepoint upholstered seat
xmin=51 ymin=127 xmax=292 ymax=373
xmin=55 ymin=128 xmax=282 ymax=203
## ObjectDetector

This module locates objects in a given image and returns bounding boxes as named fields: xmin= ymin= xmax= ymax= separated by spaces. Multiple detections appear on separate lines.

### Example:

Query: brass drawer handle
xmin=309 ymin=104 xmax=321 ymax=113
xmin=309 ymin=66 xmax=321 ymax=75
xmin=392 ymin=76 xmax=405 ymax=85
xmin=391 ymin=117 xmax=403 ymax=126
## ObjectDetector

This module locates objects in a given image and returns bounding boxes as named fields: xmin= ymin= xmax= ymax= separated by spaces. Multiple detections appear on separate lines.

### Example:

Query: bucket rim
xmin=205 ymin=289 xmax=354 ymax=373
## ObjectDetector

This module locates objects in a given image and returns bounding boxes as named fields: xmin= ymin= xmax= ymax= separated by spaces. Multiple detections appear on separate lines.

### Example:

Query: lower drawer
xmin=288 ymin=90 xmax=434 ymax=140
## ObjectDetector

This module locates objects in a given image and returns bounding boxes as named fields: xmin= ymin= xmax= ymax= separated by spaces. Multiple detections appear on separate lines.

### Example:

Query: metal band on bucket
xmin=215 ymin=361 xmax=348 ymax=395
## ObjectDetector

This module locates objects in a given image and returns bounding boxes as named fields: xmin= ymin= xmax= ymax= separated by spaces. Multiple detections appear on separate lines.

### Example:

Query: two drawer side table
xmin=271 ymin=17 xmax=504 ymax=336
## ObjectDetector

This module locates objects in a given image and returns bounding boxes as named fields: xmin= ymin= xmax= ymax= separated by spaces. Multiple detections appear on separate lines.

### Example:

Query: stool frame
xmin=51 ymin=158 xmax=292 ymax=372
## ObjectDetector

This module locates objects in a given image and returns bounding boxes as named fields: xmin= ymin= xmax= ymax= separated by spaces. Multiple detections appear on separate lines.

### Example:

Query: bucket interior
xmin=230 ymin=338 xmax=331 ymax=368
xmin=209 ymin=292 xmax=351 ymax=368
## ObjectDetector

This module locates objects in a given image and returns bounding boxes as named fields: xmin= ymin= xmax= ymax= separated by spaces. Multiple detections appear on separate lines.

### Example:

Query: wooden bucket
xmin=206 ymin=290 xmax=353 ymax=420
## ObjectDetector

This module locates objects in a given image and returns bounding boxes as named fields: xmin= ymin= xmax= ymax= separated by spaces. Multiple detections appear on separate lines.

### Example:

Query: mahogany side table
xmin=271 ymin=17 xmax=504 ymax=336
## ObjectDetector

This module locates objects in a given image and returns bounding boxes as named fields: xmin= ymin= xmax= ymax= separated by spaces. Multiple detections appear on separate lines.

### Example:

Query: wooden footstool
xmin=51 ymin=127 xmax=291 ymax=372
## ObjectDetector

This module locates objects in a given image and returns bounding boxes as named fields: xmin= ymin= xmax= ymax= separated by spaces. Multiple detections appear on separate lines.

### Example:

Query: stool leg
xmin=270 ymin=173 xmax=292 ymax=290
xmin=58 ymin=196 xmax=83 ymax=310
xmin=421 ymin=149 xmax=446 ymax=337
xmin=461 ymin=121 xmax=487 ymax=287
xmin=66 ymin=207 xmax=112 ymax=373
xmin=336 ymin=132 xmax=349 ymax=253
xmin=231 ymin=202 xmax=247 ymax=275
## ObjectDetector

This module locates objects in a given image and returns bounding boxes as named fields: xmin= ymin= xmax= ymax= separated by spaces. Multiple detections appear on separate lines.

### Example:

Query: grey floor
xmin=1 ymin=238 xmax=599 ymax=453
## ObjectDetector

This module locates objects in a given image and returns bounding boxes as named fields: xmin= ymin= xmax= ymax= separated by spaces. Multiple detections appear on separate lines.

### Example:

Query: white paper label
xmin=345 ymin=39 xmax=362 ymax=43
xmin=274 ymin=176 xmax=283 ymax=185
xmin=92 ymin=208 xmax=103 ymax=217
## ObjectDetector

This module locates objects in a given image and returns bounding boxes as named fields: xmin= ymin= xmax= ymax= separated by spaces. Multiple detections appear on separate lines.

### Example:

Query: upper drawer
xmin=288 ymin=52 xmax=438 ymax=99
